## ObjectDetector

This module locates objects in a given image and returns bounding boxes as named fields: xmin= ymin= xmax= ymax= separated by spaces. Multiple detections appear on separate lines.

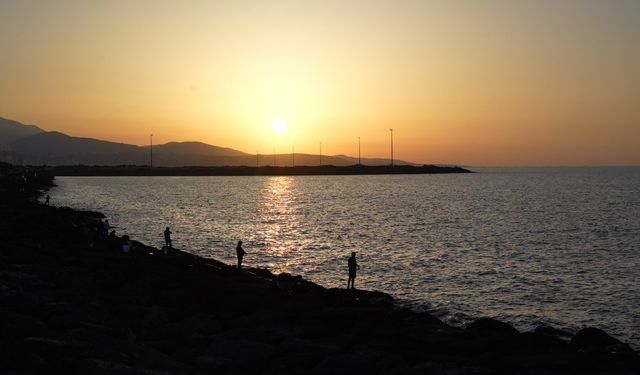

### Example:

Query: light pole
xmin=358 ymin=136 xmax=361 ymax=165
xmin=390 ymin=128 xmax=394 ymax=167
xmin=150 ymin=134 xmax=153 ymax=168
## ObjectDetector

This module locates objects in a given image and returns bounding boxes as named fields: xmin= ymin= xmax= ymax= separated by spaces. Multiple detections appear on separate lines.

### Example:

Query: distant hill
xmin=0 ymin=117 xmax=417 ymax=167
xmin=6 ymin=131 xmax=142 ymax=165
xmin=0 ymin=117 xmax=44 ymax=147
xmin=152 ymin=141 xmax=248 ymax=157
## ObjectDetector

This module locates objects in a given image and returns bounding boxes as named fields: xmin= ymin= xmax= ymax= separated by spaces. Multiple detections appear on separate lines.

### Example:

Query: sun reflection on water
xmin=258 ymin=177 xmax=299 ymax=272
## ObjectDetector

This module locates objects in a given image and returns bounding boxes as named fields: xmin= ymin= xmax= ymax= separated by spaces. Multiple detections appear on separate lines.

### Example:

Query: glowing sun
xmin=272 ymin=119 xmax=287 ymax=134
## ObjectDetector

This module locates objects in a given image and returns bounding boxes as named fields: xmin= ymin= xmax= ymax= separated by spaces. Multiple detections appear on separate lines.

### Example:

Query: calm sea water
xmin=49 ymin=167 xmax=640 ymax=346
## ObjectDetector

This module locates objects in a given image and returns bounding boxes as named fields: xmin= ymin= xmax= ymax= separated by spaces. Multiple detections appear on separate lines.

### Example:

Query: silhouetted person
xmin=236 ymin=240 xmax=246 ymax=270
xmin=97 ymin=219 xmax=105 ymax=237
xmin=164 ymin=227 xmax=172 ymax=248
xmin=347 ymin=252 xmax=360 ymax=290
xmin=121 ymin=235 xmax=132 ymax=254
xmin=108 ymin=229 xmax=117 ymax=250
xmin=44 ymin=195 xmax=50 ymax=205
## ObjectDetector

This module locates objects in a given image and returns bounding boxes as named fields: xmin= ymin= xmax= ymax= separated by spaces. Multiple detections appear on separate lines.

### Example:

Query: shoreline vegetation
xmin=1 ymin=163 xmax=638 ymax=374
xmin=48 ymin=164 xmax=472 ymax=176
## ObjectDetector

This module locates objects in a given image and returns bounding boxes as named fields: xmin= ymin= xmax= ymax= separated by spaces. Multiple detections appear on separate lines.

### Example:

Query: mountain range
xmin=0 ymin=117 xmax=415 ymax=167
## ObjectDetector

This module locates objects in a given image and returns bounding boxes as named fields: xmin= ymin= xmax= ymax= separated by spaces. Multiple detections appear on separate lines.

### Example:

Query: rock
xmin=570 ymin=327 xmax=635 ymax=354
xmin=466 ymin=318 xmax=519 ymax=338
xmin=205 ymin=338 xmax=275 ymax=369
xmin=176 ymin=314 xmax=221 ymax=335
xmin=569 ymin=328 xmax=640 ymax=371
xmin=311 ymin=351 xmax=409 ymax=375
xmin=534 ymin=325 xmax=572 ymax=339
xmin=196 ymin=355 xmax=232 ymax=372
xmin=80 ymin=358 xmax=175 ymax=375
xmin=1 ymin=312 xmax=48 ymax=339
xmin=142 ymin=306 xmax=168 ymax=328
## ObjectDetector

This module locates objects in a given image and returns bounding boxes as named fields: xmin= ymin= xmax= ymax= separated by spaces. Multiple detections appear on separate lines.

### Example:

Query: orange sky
xmin=1 ymin=1 xmax=639 ymax=166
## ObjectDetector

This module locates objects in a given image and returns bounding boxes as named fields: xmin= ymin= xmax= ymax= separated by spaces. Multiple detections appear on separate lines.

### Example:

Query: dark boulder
xmin=569 ymin=328 xmax=640 ymax=371
xmin=466 ymin=318 xmax=519 ymax=338
xmin=534 ymin=325 xmax=572 ymax=339
xmin=571 ymin=327 xmax=635 ymax=354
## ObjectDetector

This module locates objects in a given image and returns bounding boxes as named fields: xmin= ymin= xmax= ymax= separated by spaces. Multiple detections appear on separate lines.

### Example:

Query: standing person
xmin=236 ymin=240 xmax=246 ymax=270
xmin=347 ymin=252 xmax=360 ymax=290
xmin=104 ymin=219 xmax=110 ymax=234
xmin=44 ymin=195 xmax=50 ymax=205
xmin=121 ymin=235 xmax=132 ymax=254
xmin=164 ymin=227 xmax=172 ymax=248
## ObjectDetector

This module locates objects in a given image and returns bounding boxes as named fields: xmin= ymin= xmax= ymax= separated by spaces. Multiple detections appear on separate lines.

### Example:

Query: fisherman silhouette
xmin=164 ymin=227 xmax=172 ymax=248
xmin=347 ymin=252 xmax=360 ymax=290
xmin=236 ymin=240 xmax=246 ymax=270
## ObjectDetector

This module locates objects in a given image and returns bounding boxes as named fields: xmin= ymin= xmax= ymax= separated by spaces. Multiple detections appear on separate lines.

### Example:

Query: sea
xmin=48 ymin=167 xmax=640 ymax=347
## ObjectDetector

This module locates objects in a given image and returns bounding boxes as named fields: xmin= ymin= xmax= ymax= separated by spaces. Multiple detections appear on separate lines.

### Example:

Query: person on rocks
xmin=236 ymin=240 xmax=246 ymax=270
xmin=347 ymin=252 xmax=360 ymax=290
xmin=44 ymin=195 xmax=50 ymax=205
xmin=97 ymin=219 xmax=105 ymax=237
xmin=164 ymin=227 xmax=172 ymax=248
xmin=121 ymin=235 xmax=132 ymax=254
xmin=108 ymin=230 xmax=118 ymax=250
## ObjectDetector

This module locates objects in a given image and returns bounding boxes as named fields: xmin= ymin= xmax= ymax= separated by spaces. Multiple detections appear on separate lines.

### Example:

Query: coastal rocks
xmin=311 ymin=351 xmax=409 ymax=375
xmin=534 ymin=325 xmax=572 ymax=339
xmin=571 ymin=327 xmax=635 ymax=352
xmin=203 ymin=338 xmax=275 ymax=370
xmin=570 ymin=327 xmax=638 ymax=368
xmin=465 ymin=317 xmax=519 ymax=338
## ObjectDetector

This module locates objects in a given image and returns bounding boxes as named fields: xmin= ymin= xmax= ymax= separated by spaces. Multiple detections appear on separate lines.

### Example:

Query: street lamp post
xmin=150 ymin=134 xmax=153 ymax=168
xmin=390 ymin=129 xmax=394 ymax=167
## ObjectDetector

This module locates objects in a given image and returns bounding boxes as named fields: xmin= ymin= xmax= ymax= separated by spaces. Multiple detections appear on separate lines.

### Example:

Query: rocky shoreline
xmin=1 ymin=164 xmax=638 ymax=374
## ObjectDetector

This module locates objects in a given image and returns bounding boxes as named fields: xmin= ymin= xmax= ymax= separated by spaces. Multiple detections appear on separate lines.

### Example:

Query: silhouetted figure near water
xmin=108 ymin=230 xmax=117 ymax=250
xmin=121 ymin=235 xmax=132 ymax=254
xmin=44 ymin=195 xmax=50 ymax=205
xmin=164 ymin=227 xmax=172 ymax=248
xmin=97 ymin=219 xmax=105 ymax=238
xmin=347 ymin=252 xmax=360 ymax=290
xmin=236 ymin=240 xmax=246 ymax=270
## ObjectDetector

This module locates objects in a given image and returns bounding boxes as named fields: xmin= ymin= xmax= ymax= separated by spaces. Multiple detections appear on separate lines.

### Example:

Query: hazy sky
xmin=1 ymin=0 xmax=639 ymax=165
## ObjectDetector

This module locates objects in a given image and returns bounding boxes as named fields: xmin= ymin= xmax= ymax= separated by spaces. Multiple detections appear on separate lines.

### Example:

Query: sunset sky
xmin=1 ymin=0 xmax=639 ymax=166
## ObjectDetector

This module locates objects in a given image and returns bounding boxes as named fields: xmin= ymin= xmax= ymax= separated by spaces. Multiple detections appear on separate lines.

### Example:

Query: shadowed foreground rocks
xmin=1 ymin=164 xmax=638 ymax=374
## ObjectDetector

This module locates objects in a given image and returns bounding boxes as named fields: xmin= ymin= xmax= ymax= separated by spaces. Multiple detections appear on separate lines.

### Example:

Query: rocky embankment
xmin=0 ymin=164 xmax=638 ymax=374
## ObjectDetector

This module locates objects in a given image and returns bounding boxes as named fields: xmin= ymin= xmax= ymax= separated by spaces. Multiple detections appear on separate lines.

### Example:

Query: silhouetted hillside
xmin=11 ymin=131 xmax=139 ymax=154
xmin=0 ymin=117 xmax=44 ymax=146
xmin=151 ymin=141 xmax=248 ymax=157
xmin=7 ymin=131 xmax=142 ymax=165
xmin=0 ymin=117 xmax=419 ymax=167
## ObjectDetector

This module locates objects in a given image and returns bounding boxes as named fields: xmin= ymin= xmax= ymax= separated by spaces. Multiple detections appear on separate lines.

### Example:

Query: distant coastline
xmin=48 ymin=164 xmax=473 ymax=176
